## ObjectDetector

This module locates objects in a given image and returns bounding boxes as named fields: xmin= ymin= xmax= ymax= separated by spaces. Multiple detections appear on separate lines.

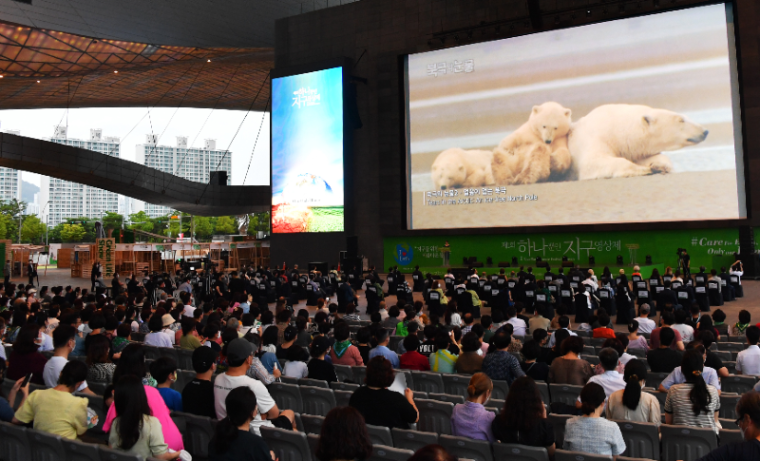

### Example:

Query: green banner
xmin=384 ymin=228 xmax=745 ymax=276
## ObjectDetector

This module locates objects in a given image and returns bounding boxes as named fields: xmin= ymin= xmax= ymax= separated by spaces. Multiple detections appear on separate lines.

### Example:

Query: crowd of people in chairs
xmin=0 ymin=260 xmax=758 ymax=461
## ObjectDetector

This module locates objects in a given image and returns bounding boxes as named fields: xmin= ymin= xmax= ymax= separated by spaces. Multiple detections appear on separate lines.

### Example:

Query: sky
xmin=0 ymin=107 xmax=271 ymax=189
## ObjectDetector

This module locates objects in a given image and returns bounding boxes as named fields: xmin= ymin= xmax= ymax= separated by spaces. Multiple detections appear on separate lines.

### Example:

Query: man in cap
xmin=182 ymin=346 xmax=219 ymax=419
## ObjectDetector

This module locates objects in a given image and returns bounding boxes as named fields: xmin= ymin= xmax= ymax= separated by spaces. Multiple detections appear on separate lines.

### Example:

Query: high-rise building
xmin=0 ymin=130 xmax=22 ymax=203
xmin=136 ymin=135 xmax=231 ymax=217
xmin=40 ymin=127 xmax=120 ymax=226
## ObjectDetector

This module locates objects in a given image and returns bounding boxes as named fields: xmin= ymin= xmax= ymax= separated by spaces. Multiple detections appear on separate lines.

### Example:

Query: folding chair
xmin=334 ymin=390 xmax=353 ymax=407
xmin=0 ymin=422 xmax=31 ymax=460
xmin=333 ymin=364 xmax=353 ymax=383
xmin=353 ymin=366 xmax=367 ymax=384
xmin=330 ymin=381 xmax=359 ymax=392
xmin=412 ymin=371 xmax=445 ymax=394
xmin=555 ymin=449 xmax=611 ymax=461
xmin=615 ymin=420 xmax=659 ymax=460
xmin=300 ymin=414 xmax=325 ymax=435
xmin=182 ymin=412 xmax=217 ymax=460
xmin=298 ymin=378 xmax=329 ymax=389
xmin=442 ymin=374 xmax=471 ymax=398
xmin=391 ymin=428 xmax=439 ymax=452
xmin=645 ymin=372 xmax=670 ymax=391
xmin=492 ymin=380 xmax=509 ymax=400
xmin=414 ymin=398 xmax=454 ymax=435
xmin=261 ymin=426 xmax=314 ymax=461
xmin=720 ymin=428 xmax=743 ymax=445
xmin=549 ymin=384 xmax=583 ymax=405
xmin=719 ymin=393 xmax=741 ymax=419
xmin=722 ymin=375 xmax=757 ymax=394
xmin=366 ymin=424 xmax=393 ymax=447
xmin=439 ymin=434 xmax=493 ymax=461
xmin=173 ymin=369 xmax=195 ymax=393
xmin=300 ymin=386 xmax=337 ymax=416
xmin=307 ymin=433 xmax=320 ymax=456
xmin=368 ymin=446 xmax=414 ymax=461
xmin=176 ymin=348 xmax=194 ymax=370
xmin=74 ymin=393 xmax=106 ymax=433
xmin=269 ymin=382 xmax=304 ymax=413
xmin=62 ymin=437 xmax=101 ymax=461
xmin=99 ymin=445 xmax=143 ymax=460
xmin=492 ymin=443 xmax=549 ymax=461
xmin=429 ymin=392 xmax=465 ymax=404
xmin=535 ymin=382 xmax=550 ymax=405
xmin=159 ymin=346 xmax=179 ymax=364
xmin=661 ymin=425 xmax=718 ymax=461
xmin=28 ymin=428 xmax=67 ymax=461
xmin=547 ymin=414 xmax=572 ymax=448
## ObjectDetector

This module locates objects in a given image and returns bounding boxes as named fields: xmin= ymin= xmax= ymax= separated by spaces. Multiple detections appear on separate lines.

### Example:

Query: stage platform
xmin=397 ymin=264 xmax=665 ymax=279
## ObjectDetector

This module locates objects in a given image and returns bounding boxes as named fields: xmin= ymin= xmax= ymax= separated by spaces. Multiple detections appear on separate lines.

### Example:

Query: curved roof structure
xmin=0 ymin=21 xmax=272 ymax=110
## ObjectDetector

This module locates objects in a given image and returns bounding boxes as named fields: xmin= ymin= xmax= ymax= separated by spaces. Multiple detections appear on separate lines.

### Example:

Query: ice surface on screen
xmin=272 ymin=67 xmax=344 ymax=233
xmin=405 ymin=4 xmax=745 ymax=230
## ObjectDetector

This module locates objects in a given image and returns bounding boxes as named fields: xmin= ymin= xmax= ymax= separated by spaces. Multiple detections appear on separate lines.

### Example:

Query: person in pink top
xmin=329 ymin=323 xmax=364 ymax=366
xmin=103 ymin=344 xmax=184 ymax=451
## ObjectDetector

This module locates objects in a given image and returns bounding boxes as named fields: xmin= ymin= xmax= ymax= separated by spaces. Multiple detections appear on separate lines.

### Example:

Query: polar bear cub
xmin=491 ymin=102 xmax=573 ymax=185
xmin=568 ymin=104 xmax=709 ymax=181
xmin=431 ymin=148 xmax=495 ymax=190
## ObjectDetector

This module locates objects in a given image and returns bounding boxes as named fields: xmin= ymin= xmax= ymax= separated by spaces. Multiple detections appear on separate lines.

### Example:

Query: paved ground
xmin=23 ymin=268 xmax=759 ymax=332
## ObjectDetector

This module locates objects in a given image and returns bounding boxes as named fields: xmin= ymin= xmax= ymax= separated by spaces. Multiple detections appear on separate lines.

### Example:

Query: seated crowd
xmin=0 ymin=263 xmax=758 ymax=461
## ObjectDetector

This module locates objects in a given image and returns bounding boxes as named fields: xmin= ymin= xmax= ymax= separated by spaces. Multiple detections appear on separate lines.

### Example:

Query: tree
xmin=20 ymin=215 xmax=46 ymax=243
xmin=60 ymin=223 xmax=87 ymax=243
xmin=247 ymin=212 xmax=270 ymax=235
xmin=214 ymin=216 xmax=238 ymax=234
xmin=102 ymin=211 xmax=124 ymax=231
xmin=128 ymin=211 xmax=154 ymax=233
xmin=0 ymin=214 xmax=10 ymax=240
xmin=193 ymin=216 xmax=214 ymax=241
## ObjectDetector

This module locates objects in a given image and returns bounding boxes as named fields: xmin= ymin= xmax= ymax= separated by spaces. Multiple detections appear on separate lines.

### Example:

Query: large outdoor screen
xmin=405 ymin=3 xmax=746 ymax=230
xmin=271 ymin=66 xmax=344 ymax=233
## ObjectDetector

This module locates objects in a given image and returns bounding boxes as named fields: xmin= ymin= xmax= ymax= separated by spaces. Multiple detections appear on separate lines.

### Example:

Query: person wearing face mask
xmin=696 ymin=391 xmax=760 ymax=460
xmin=451 ymin=373 xmax=494 ymax=442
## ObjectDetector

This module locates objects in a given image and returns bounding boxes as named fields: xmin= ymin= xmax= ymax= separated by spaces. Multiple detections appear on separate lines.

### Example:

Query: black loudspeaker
xmin=616 ymin=255 xmax=624 ymax=265
xmin=209 ymin=171 xmax=228 ymax=185
xmin=562 ymin=256 xmax=568 ymax=262
xmin=738 ymin=226 xmax=759 ymax=278
xmin=511 ymin=256 xmax=519 ymax=266
xmin=589 ymin=256 xmax=595 ymax=265
xmin=347 ymin=236 xmax=358 ymax=259
xmin=528 ymin=0 xmax=543 ymax=30
xmin=645 ymin=255 xmax=652 ymax=265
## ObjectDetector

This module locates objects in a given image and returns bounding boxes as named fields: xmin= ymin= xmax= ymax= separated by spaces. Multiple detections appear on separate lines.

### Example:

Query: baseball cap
xmin=191 ymin=346 xmax=218 ymax=373
xmin=226 ymin=338 xmax=255 ymax=364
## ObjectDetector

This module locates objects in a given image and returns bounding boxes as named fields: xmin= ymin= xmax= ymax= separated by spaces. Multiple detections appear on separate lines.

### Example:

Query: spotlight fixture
xmin=586 ymin=10 xmax=591 ymax=16
xmin=36 ymin=80 xmax=40 ymax=83
xmin=113 ymin=70 xmax=118 ymax=74
xmin=207 ymin=59 xmax=211 ymax=62
xmin=0 ymin=75 xmax=3 ymax=78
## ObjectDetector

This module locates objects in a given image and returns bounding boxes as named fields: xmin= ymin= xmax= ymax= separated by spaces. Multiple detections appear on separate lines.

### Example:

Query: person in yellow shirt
xmin=179 ymin=317 xmax=202 ymax=351
xmin=13 ymin=360 xmax=90 ymax=439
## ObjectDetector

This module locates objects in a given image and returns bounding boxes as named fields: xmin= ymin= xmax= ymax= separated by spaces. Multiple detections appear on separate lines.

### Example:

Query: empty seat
xmin=330 ymin=381 xmax=359 ymax=392
xmin=615 ymin=420 xmax=659 ymax=460
xmin=547 ymin=414 xmax=573 ymax=448
xmin=159 ymin=347 xmax=179 ymax=363
xmin=0 ymin=422 xmax=31 ymax=460
xmin=661 ymin=425 xmax=718 ymax=461
xmin=412 ymin=372 xmax=445 ymax=393
xmin=719 ymin=418 xmax=739 ymax=430
xmin=99 ymin=445 xmax=143 ymax=460
xmin=307 ymin=433 xmax=320 ymax=455
xmin=412 ymin=391 xmax=429 ymax=400
xmin=269 ymin=383 xmax=304 ymax=413
xmin=492 ymin=380 xmax=509 ymax=400
xmin=366 ymin=424 xmax=393 ymax=447
xmin=298 ymin=378 xmax=330 ymax=389
xmin=143 ymin=345 xmax=161 ymax=360
xmin=439 ymin=434 xmax=493 ymax=461
xmin=87 ymin=381 xmax=108 ymax=396
xmin=176 ymin=348 xmax=194 ymax=370
xmin=442 ymin=374 xmax=471 ymax=398
xmin=721 ymin=375 xmax=757 ymax=394
xmin=549 ymin=384 xmax=583 ymax=405
xmin=300 ymin=386 xmax=337 ymax=417
xmin=646 ymin=372 xmax=670 ymax=391
xmin=334 ymin=389 xmax=353 ymax=407
xmin=719 ymin=393 xmax=741 ymax=419
xmin=353 ymin=366 xmax=367 ymax=384
xmin=300 ymin=414 xmax=325 ymax=435
xmin=555 ymin=449 xmax=612 ymax=461
xmin=367 ymin=445 xmax=414 ymax=461
xmin=535 ymin=382 xmax=550 ymax=405
xmin=720 ymin=428 xmax=742 ymax=445
xmin=28 ymin=428 xmax=67 ymax=461
xmin=62 ymin=437 xmax=101 ymax=461
xmin=429 ymin=393 xmax=465 ymax=404
xmin=182 ymin=412 xmax=217 ymax=460
xmin=627 ymin=348 xmax=646 ymax=358
xmin=391 ymin=428 xmax=439 ymax=452
xmin=74 ymin=393 xmax=106 ymax=433
xmin=261 ymin=426 xmax=314 ymax=461
xmin=492 ymin=443 xmax=549 ymax=461
xmin=489 ymin=398 xmax=506 ymax=410
xmin=415 ymin=399 xmax=454 ymax=435
xmin=281 ymin=376 xmax=300 ymax=385
xmin=333 ymin=364 xmax=353 ymax=383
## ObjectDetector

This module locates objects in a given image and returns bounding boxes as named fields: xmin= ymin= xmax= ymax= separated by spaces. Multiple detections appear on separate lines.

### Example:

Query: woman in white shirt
xmin=144 ymin=316 xmax=172 ymax=348
xmin=283 ymin=345 xmax=309 ymax=378
xmin=445 ymin=302 xmax=462 ymax=327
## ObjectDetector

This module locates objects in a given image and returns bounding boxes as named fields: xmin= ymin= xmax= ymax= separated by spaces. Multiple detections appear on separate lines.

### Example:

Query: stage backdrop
xmin=383 ymin=228 xmax=756 ymax=275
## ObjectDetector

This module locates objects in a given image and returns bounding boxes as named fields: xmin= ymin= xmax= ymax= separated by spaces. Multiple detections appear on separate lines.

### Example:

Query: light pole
xmin=41 ymin=200 xmax=51 ymax=246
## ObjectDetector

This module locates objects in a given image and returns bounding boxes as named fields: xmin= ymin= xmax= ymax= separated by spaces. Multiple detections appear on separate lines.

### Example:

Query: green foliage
xmin=20 ymin=215 xmax=46 ymax=243
xmin=247 ymin=212 xmax=270 ymax=235
xmin=60 ymin=223 xmax=87 ymax=243
xmin=102 ymin=211 xmax=124 ymax=231
xmin=214 ymin=216 xmax=238 ymax=235
xmin=193 ymin=216 xmax=214 ymax=241
xmin=127 ymin=211 xmax=154 ymax=233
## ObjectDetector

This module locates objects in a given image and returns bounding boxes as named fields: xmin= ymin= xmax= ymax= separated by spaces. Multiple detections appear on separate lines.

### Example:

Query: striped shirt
xmin=664 ymin=383 xmax=720 ymax=433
